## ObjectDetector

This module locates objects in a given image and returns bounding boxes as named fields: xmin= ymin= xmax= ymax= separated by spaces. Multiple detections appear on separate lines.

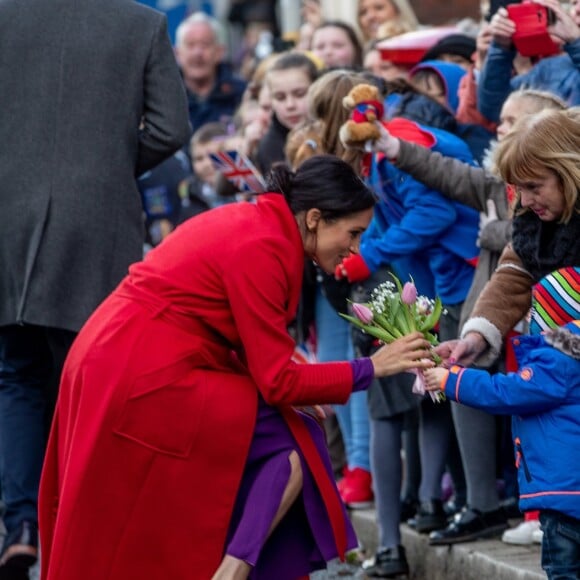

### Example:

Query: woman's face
xmin=306 ymin=208 xmax=374 ymax=273
xmin=267 ymin=68 xmax=312 ymax=130
xmin=358 ymin=0 xmax=398 ymax=40
xmin=516 ymin=170 xmax=566 ymax=222
xmin=311 ymin=26 xmax=357 ymax=69
xmin=257 ymin=84 xmax=272 ymax=124
xmin=496 ymin=96 xmax=541 ymax=141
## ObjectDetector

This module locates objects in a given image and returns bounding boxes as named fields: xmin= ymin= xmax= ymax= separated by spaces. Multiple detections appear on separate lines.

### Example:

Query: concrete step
xmin=350 ymin=508 xmax=545 ymax=580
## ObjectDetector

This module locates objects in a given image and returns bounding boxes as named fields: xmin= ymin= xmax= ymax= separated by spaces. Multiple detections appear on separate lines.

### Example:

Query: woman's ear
xmin=305 ymin=208 xmax=322 ymax=232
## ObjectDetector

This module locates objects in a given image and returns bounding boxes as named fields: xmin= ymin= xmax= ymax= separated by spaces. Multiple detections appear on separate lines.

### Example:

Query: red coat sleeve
xmin=224 ymin=236 xmax=353 ymax=406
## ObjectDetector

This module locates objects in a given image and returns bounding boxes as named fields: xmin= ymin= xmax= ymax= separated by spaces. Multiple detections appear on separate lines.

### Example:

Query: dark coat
xmin=255 ymin=113 xmax=290 ymax=177
xmin=0 ymin=0 xmax=191 ymax=332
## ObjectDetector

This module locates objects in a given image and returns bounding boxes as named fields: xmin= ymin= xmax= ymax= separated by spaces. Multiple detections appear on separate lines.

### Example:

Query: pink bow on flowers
xmin=341 ymin=273 xmax=446 ymax=402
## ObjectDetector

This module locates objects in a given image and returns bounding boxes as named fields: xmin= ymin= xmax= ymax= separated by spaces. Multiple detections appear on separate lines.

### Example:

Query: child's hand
xmin=423 ymin=367 xmax=449 ymax=392
xmin=372 ymin=122 xmax=400 ymax=159
xmin=475 ymin=23 xmax=493 ymax=69
xmin=301 ymin=0 xmax=323 ymax=27
xmin=477 ymin=199 xmax=498 ymax=247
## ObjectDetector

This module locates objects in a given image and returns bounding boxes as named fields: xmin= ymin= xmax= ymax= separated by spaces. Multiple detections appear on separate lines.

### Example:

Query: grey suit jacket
xmin=0 ymin=0 xmax=191 ymax=331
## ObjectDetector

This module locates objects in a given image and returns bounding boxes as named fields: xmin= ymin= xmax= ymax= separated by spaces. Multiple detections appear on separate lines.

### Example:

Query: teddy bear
xmin=339 ymin=83 xmax=385 ymax=150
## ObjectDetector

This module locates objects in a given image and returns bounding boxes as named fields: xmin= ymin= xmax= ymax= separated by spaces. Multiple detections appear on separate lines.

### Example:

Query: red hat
xmin=376 ymin=27 xmax=458 ymax=66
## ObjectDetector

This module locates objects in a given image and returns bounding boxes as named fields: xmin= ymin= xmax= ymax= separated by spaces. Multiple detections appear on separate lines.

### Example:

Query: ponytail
xmin=266 ymin=162 xmax=295 ymax=203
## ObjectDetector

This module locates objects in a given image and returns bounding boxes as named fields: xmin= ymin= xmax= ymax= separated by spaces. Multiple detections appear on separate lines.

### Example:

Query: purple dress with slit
xmin=225 ymin=358 xmax=374 ymax=579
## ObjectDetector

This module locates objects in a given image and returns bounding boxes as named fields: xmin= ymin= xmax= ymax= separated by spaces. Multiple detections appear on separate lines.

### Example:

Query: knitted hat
xmin=529 ymin=267 xmax=580 ymax=335
xmin=421 ymin=34 xmax=476 ymax=64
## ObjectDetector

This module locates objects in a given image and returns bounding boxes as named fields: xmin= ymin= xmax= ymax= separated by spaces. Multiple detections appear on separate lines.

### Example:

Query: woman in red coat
xmin=38 ymin=155 xmax=433 ymax=580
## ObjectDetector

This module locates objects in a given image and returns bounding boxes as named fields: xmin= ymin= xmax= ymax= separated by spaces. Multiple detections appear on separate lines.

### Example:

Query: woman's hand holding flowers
xmin=370 ymin=332 xmax=434 ymax=377
xmin=341 ymin=274 xmax=446 ymax=401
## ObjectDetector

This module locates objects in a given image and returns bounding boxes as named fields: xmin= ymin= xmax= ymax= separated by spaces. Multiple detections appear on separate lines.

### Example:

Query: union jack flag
xmin=210 ymin=150 xmax=266 ymax=193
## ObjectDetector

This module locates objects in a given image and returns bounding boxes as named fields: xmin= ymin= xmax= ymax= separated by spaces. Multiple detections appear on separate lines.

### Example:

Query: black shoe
xmin=362 ymin=545 xmax=409 ymax=578
xmin=400 ymin=498 xmax=419 ymax=523
xmin=414 ymin=499 xmax=447 ymax=533
xmin=500 ymin=496 xmax=522 ymax=519
xmin=0 ymin=520 xmax=38 ymax=574
xmin=429 ymin=506 xmax=508 ymax=545
xmin=443 ymin=498 xmax=466 ymax=519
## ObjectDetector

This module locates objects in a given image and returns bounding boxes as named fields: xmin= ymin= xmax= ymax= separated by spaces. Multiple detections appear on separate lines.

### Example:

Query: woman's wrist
xmin=351 ymin=358 xmax=374 ymax=392
xmin=464 ymin=331 xmax=488 ymax=355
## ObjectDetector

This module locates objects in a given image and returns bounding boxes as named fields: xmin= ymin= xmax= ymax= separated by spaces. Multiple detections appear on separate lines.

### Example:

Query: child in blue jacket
xmin=424 ymin=266 xmax=580 ymax=579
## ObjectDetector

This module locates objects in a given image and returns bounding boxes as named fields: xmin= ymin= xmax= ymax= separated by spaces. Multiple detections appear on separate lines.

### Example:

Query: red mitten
xmin=335 ymin=254 xmax=371 ymax=282
xmin=384 ymin=118 xmax=436 ymax=148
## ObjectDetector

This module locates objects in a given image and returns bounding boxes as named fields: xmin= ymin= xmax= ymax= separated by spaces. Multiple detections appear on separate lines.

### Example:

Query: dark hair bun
xmin=266 ymin=162 xmax=294 ymax=198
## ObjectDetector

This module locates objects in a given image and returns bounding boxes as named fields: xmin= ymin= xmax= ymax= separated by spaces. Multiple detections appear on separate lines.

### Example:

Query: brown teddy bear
xmin=339 ymin=83 xmax=385 ymax=150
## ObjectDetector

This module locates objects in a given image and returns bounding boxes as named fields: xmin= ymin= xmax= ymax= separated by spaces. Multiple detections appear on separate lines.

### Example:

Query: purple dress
xmin=225 ymin=358 xmax=374 ymax=579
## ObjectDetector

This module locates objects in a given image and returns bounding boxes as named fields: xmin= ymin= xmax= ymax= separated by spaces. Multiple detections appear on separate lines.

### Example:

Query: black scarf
xmin=511 ymin=208 xmax=580 ymax=281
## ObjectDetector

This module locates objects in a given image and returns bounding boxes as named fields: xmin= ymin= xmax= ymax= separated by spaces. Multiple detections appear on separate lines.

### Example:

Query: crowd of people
xmin=1 ymin=0 xmax=579 ymax=579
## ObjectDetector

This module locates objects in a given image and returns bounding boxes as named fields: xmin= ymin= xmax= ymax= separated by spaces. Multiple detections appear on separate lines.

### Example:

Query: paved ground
xmin=2 ymin=510 xmax=544 ymax=580
xmin=311 ymin=559 xmax=366 ymax=579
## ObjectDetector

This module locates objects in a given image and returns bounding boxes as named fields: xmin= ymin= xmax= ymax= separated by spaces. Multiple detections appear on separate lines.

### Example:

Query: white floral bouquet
xmin=340 ymin=274 xmax=445 ymax=402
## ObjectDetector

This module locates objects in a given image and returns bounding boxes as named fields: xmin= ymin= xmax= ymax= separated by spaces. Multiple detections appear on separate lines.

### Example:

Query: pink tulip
xmin=401 ymin=282 xmax=417 ymax=305
xmin=352 ymin=303 xmax=374 ymax=324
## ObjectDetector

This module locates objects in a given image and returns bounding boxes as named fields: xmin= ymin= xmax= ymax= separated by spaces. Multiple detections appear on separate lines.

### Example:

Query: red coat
xmin=39 ymin=194 xmax=354 ymax=579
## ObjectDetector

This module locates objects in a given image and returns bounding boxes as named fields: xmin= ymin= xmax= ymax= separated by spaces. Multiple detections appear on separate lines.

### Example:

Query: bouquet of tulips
xmin=340 ymin=274 xmax=445 ymax=402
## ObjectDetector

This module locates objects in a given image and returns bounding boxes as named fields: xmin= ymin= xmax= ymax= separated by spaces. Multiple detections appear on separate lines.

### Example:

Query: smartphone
xmin=506 ymin=2 xmax=560 ymax=57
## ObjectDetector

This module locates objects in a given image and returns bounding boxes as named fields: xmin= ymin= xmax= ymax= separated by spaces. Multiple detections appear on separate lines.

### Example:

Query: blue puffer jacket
xmin=362 ymin=122 xmax=479 ymax=305
xmin=443 ymin=321 xmax=580 ymax=519
xmin=478 ymin=39 xmax=580 ymax=122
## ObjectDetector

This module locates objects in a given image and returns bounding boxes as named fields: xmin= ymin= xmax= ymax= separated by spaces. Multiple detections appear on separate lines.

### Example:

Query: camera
xmin=506 ymin=2 xmax=560 ymax=57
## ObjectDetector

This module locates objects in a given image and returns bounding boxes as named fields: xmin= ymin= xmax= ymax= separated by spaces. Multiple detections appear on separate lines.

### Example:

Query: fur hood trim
xmin=544 ymin=326 xmax=580 ymax=360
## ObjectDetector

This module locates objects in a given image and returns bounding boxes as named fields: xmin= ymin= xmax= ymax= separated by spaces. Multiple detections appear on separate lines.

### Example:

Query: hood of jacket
xmin=544 ymin=321 xmax=580 ymax=360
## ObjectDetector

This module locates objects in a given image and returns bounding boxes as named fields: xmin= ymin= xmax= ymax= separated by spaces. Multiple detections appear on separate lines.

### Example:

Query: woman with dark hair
xmin=38 ymin=155 xmax=434 ymax=580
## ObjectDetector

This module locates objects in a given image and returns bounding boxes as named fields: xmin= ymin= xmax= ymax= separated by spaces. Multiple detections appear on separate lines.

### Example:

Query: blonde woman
xmin=357 ymin=0 xmax=419 ymax=42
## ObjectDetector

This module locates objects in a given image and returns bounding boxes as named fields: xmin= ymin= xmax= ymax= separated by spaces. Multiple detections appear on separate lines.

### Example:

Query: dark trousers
xmin=540 ymin=510 xmax=580 ymax=580
xmin=0 ymin=324 xmax=76 ymax=533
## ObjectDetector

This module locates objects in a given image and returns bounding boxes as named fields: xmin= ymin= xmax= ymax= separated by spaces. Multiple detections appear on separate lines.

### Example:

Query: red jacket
xmin=39 ymin=194 xmax=353 ymax=579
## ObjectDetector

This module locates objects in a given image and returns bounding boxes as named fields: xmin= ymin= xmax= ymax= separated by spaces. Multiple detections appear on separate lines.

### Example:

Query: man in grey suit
xmin=0 ymin=0 xmax=191 ymax=575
